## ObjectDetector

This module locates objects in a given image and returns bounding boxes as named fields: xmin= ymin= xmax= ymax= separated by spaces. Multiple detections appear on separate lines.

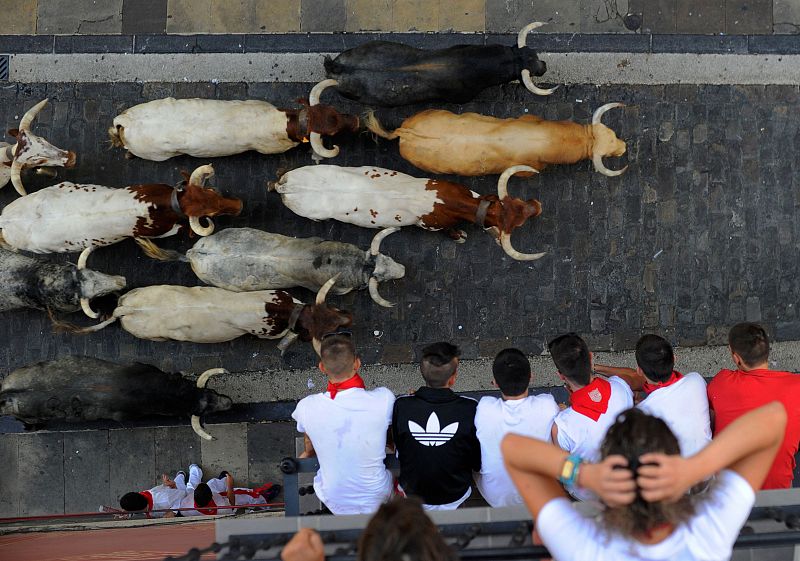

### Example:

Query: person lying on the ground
xmin=176 ymin=471 xmax=281 ymax=516
xmin=119 ymin=464 xmax=202 ymax=518
xmin=502 ymin=402 xmax=786 ymax=561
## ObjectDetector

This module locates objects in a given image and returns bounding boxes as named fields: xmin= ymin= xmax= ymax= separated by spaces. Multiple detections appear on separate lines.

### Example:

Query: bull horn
xmin=19 ymin=99 xmax=48 ymax=131
xmin=591 ymin=103 xmax=627 ymax=176
xmin=189 ymin=164 xmax=214 ymax=186
xmin=309 ymin=79 xmax=338 ymax=106
xmin=189 ymin=216 xmax=215 ymax=236
xmin=499 ymin=233 xmax=547 ymax=261
xmin=517 ymin=23 xmax=557 ymax=96
xmin=76 ymin=246 xmax=101 ymax=318
xmin=196 ymin=367 xmax=228 ymax=388
xmin=191 ymin=416 xmax=215 ymax=441
xmin=369 ymin=277 xmax=395 ymax=308
xmin=277 ymin=331 xmax=300 ymax=356
xmin=316 ymin=274 xmax=340 ymax=305
xmin=370 ymin=227 xmax=400 ymax=256
xmin=10 ymin=159 xmax=26 ymax=196
xmin=497 ymin=164 xmax=538 ymax=200
xmin=77 ymin=246 xmax=93 ymax=270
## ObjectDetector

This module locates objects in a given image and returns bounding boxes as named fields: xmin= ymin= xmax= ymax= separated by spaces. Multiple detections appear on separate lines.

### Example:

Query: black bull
xmin=0 ymin=356 xmax=232 ymax=429
xmin=323 ymin=42 xmax=547 ymax=106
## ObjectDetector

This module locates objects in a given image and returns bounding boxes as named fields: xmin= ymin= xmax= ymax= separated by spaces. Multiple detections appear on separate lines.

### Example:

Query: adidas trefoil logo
xmin=409 ymin=412 xmax=459 ymax=447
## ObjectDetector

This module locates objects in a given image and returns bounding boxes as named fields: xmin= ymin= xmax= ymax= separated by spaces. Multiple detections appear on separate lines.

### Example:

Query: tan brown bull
xmin=366 ymin=103 xmax=627 ymax=177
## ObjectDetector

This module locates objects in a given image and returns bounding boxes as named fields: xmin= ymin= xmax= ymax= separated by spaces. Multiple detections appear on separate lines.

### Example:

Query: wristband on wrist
xmin=558 ymin=454 xmax=583 ymax=487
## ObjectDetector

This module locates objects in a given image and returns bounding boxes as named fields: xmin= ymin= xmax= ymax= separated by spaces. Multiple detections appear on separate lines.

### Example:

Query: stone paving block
xmin=122 ymin=0 xmax=167 ymax=33
xmin=774 ymin=0 xmax=800 ymax=33
xmin=439 ymin=0 xmax=484 ymax=32
xmin=392 ymin=0 xmax=438 ymax=31
xmin=109 ymin=428 xmax=155 ymax=504
xmin=675 ymin=0 xmax=724 ymax=33
xmin=18 ymin=433 xmax=63 ymax=516
xmin=0 ymin=435 xmax=19 ymax=517
xmin=580 ymin=0 xmax=630 ymax=32
xmin=727 ymin=0 xmax=772 ymax=34
xmin=201 ymin=423 xmax=249 ymax=485
xmin=301 ymin=0 xmax=346 ymax=32
xmin=486 ymin=0 xmax=537 ymax=32
xmin=1 ymin=0 xmax=38 ymax=35
xmin=247 ymin=422 xmax=296 ymax=492
xmin=154 ymin=426 xmax=201 ymax=475
xmin=344 ymin=0 xmax=392 ymax=31
xmin=207 ymin=0 xmax=299 ymax=33
xmin=37 ymin=0 xmax=123 ymax=34
xmin=166 ymin=0 xmax=211 ymax=33
xmin=64 ymin=431 xmax=110 ymax=513
xmin=629 ymin=0 xmax=676 ymax=33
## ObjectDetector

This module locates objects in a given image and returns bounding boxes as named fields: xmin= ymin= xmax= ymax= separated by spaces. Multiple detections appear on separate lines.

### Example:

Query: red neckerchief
xmin=570 ymin=378 xmax=611 ymax=421
xmin=194 ymin=498 xmax=218 ymax=516
xmin=642 ymin=371 xmax=683 ymax=394
xmin=139 ymin=491 xmax=154 ymax=511
xmin=327 ymin=373 xmax=365 ymax=399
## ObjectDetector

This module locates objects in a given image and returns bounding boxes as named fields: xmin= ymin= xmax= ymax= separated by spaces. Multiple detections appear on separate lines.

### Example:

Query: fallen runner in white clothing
xmin=119 ymin=464 xmax=202 ymax=518
xmin=176 ymin=471 xmax=282 ymax=517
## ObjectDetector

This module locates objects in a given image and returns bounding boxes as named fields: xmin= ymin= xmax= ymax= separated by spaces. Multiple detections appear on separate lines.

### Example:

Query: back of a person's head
xmin=357 ymin=498 xmax=457 ymax=561
xmin=634 ymin=334 xmax=675 ymax=383
xmin=320 ymin=334 xmax=357 ymax=377
xmin=194 ymin=483 xmax=213 ymax=507
xmin=728 ymin=322 xmax=770 ymax=368
xmin=600 ymin=408 xmax=693 ymax=536
xmin=119 ymin=492 xmax=148 ymax=512
xmin=419 ymin=342 xmax=460 ymax=388
xmin=492 ymin=348 xmax=531 ymax=396
xmin=547 ymin=332 xmax=591 ymax=386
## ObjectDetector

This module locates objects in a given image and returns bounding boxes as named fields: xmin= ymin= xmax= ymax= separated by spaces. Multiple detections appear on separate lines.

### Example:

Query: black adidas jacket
xmin=392 ymin=387 xmax=481 ymax=505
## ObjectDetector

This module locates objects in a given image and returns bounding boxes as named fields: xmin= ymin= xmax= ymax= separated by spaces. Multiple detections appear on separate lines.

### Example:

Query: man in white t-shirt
xmin=292 ymin=333 xmax=395 ymax=515
xmin=595 ymin=334 xmax=712 ymax=457
xmin=547 ymin=333 xmax=633 ymax=499
xmin=177 ymin=471 xmax=281 ymax=516
xmin=475 ymin=348 xmax=560 ymax=507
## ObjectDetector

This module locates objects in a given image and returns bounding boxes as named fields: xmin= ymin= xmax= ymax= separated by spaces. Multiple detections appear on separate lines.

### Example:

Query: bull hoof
xmin=124 ymin=151 xmax=135 ymax=160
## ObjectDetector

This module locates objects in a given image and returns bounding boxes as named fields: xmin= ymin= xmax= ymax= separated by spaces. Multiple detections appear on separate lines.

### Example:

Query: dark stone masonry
xmin=0 ymin=80 xmax=798 ymax=378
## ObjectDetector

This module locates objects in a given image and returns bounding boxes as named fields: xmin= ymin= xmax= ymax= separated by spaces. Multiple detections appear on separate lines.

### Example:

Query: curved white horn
xmin=197 ymin=367 xmax=228 ymax=388
xmin=497 ymin=165 xmax=538 ymax=199
xmin=189 ymin=164 xmax=215 ymax=186
xmin=592 ymin=152 xmax=628 ymax=177
xmin=309 ymin=78 xmax=338 ymax=106
xmin=517 ymin=21 xmax=546 ymax=48
xmin=191 ymin=416 xmax=215 ymax=441
xmin=77 ymin=246 xmax=93 ymax=270
xmin=370 ymin=227 xmax=400 ymax=256
xmin=310 ymin=133 xmax=340 ymax=159
xmin=316 ymin=274 xmax=341 ymax=305
xmin=592 ymin=102 xmax=624 ymax=125
xmin=10 ymin=159 xmax=26 ymax=196
xmin=19 ymin=99 xmax=49 ymax=131
xmin=521 ymin=71 xmax=558 ymax=96
xmin=277 ymin=331 xmax=300 ymax=356
xmin=189 ymin=216 xmax=215 ymax=236
xmin=369 ymin=277 xmax=395 ymax=308
xmin=80 ymin=298 xmax=100 ymax=319
xmin=499 ymin=233 xmax=547 ymax=261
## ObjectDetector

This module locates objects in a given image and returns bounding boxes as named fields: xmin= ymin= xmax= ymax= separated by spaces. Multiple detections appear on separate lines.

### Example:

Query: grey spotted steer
xmin=136 ymin=227 xmax=405 ymax=307
xmin=0 ymin=356 xmax=232 ymax=440
xmin=0 ymin=247 xmax=126 ymax=317
xmin=1 ymin=99 xmax=76 ymax=196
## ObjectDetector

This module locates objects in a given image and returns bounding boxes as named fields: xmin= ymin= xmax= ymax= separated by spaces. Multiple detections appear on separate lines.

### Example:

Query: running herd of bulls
xmin=0 ymin=24 xmax=629 ymax=436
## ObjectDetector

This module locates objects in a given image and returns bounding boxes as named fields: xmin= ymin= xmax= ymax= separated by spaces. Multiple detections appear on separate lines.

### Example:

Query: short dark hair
xmin=547 ymin=333 xmax=591 ymax=386
xmin=729 ymin=322 xmax=770 ymax=367
xmin=194 ymin=483 xmax=213 ymax=507
xmin=358 ymin=498 xmax=457 ymax=561
xmin=320 ymin=334 xmax=357 ymax=376
xmin=492 ymin=348 xmax=531 ymax=396
xmin=119 ymin=492 xmax=148 ymax=512
xmin=420 ymin=342 xmax=460 ymax=388
xmin=635 ymin=335 xmax=675 ymax=383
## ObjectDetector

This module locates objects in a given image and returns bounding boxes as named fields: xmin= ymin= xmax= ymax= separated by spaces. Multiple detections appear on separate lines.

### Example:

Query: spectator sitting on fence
xmin=594 ymin=334 xmax=712 ymax=459
xmin=118 ymin=463 xmax=201 ymax=518
xmin=503 ymin=402 xmax=787 ymax=561
xmin=474 ymin=348 xmax=560 ymax=507
xmin=392 ymin=342 xmax=481 ymax=510
xmin=176 ymin=471 xmax=281 ymax=517
xmin=707 ymin=322 xmax=800 ymax=488
xmin=280 ymin=497 xmax=457 ymax=561
xmin=548 ymin=333 xmax=634 ymax=500
xmin=292 ymin=331 xmax=395 ymax=515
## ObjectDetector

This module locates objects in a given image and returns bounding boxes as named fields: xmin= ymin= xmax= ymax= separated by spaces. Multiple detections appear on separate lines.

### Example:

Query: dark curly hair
xmin=600 ymin=408 xmax=695 ymax=537
xmin=357 ymin=498 xmax=457 ymax=561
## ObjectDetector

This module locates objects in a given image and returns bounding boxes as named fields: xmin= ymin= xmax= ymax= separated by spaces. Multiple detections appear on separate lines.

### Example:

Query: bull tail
xmin=49 ymin=308 xmax=118 ymax=334
xmin=108 ymin=125 xmax=124 ymax=148
xmin=135 ymin=237 xmax=188 ymax=262
xmin=364 ymin=111 xmax=400 ymax=140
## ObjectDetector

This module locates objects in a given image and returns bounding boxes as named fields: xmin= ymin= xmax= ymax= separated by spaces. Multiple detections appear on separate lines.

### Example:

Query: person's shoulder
xmin=477 ymin=395 xmax=501 ymax=410
xmin=680 ymin=372 xmax=709 ymax=389
xmin=367 ymin=386 xmax=396 ymax=399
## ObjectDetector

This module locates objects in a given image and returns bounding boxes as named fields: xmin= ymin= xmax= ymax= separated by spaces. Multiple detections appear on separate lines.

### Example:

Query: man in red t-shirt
xmin=707 ymin=322 xmax=800 ymax=488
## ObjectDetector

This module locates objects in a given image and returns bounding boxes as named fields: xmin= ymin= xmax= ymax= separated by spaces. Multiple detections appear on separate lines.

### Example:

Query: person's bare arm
xmin=226 ymin=473 xmax=236 ymax=506
xmin=593 ymin=364 xmax=646 ymax=391
xmin=385 ymin=427 xmax=395 ymax=453
xmin=502 ymin=434 xmax=636 ymax=518
xmin=550 ymin=422 xmax=559 ymax=445
xmin=298 ymin=433 xmax=316 ymax=459
xmin=638 ymin=401 xmax=787 ymax=500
